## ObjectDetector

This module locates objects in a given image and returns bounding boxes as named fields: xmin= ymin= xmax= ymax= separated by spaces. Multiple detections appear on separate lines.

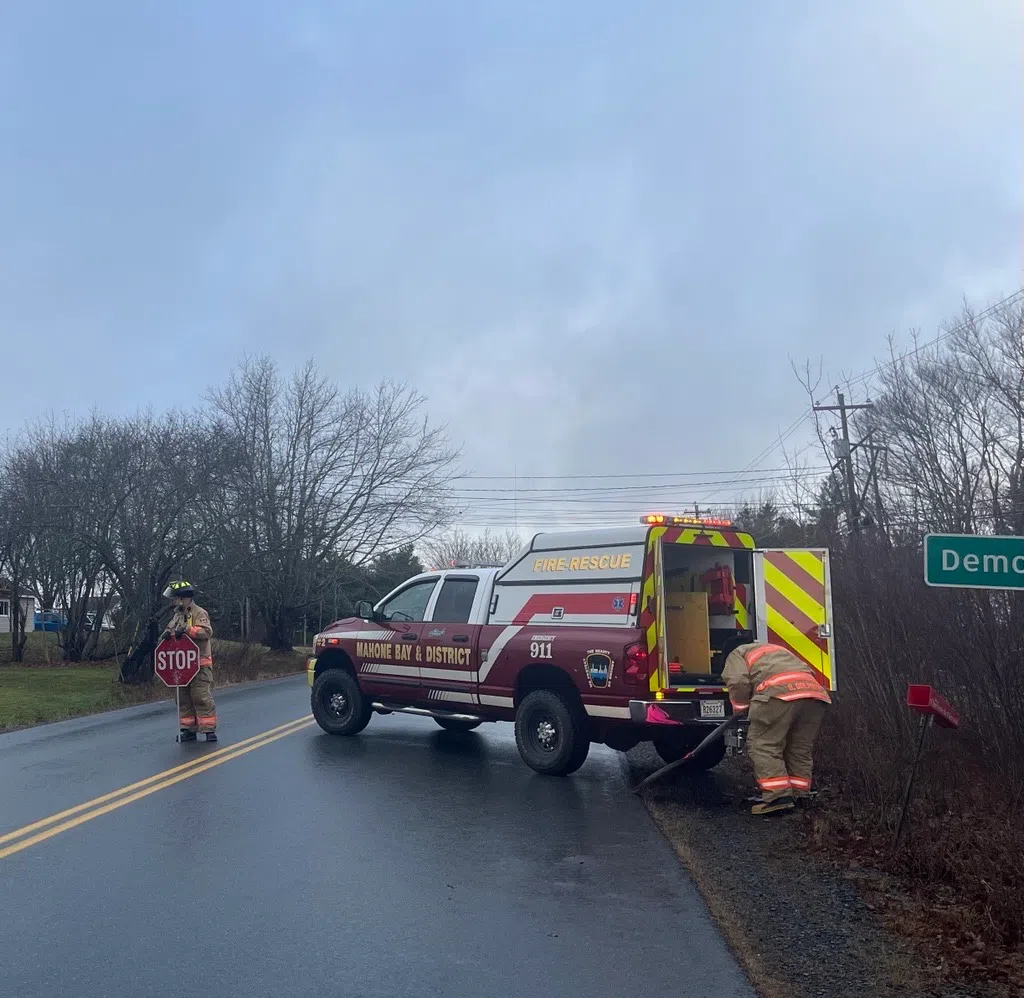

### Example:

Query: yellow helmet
xmin=162 ymin=580 xmax=196 ymax=599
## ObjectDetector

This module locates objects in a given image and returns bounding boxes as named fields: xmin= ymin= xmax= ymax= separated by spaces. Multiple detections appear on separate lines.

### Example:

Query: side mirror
xmin=354 ymin=600 xmax=377 ymax=621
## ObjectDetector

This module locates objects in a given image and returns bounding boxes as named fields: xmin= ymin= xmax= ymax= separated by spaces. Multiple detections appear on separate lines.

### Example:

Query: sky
xmin=1 ymin=0 xmax=1021 ymax=533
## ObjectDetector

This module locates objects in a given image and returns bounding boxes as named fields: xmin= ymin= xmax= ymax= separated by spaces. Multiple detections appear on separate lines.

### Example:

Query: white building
xmin=0 ymin=587 xmax=36 ymax=634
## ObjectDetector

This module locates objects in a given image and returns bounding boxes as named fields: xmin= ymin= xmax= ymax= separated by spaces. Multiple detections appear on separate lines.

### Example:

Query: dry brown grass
xmin=811 ymin=544 xmax=1024 ymax=993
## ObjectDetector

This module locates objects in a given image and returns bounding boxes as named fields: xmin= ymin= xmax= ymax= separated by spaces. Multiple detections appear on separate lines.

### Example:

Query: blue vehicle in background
xmin=34 ymin=609 xmax=67 ymax=632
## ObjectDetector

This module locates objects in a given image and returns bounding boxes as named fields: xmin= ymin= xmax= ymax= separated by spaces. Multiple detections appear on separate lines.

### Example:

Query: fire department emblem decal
xmin=583 ymin=649 xmax=614 ymax=689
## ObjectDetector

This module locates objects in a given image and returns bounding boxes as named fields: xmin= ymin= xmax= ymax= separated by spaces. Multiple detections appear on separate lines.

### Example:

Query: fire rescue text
xmin=532 ymin=552 xmax=633 ymax=573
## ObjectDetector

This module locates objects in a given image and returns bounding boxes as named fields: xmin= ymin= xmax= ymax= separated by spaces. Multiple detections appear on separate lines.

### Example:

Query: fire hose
xmin=632 ymin=714 xmax=742 ymax=794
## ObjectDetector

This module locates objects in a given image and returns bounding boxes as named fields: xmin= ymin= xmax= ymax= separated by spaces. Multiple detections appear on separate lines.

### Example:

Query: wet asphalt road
xmin=1 ymin=677 xmax=753 ymax=998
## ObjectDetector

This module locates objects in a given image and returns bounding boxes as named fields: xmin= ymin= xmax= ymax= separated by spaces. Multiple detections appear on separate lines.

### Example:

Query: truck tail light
xmin=623 ymin=643 xmax=649 ymax=685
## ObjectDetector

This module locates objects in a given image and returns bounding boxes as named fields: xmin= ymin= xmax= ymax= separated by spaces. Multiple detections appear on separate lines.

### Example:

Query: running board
xmin=371 ymin=702 xmax=485 ymax=723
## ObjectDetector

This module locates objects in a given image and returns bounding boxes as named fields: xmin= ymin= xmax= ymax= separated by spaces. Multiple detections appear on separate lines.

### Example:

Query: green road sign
xmin=924 ymin=533 xmax=1024 ymax=589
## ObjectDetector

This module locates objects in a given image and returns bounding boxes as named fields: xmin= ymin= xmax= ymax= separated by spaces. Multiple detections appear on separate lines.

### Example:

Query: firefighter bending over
xmin=722 ymin=642 xmax=831 ymax=816
xmin=160 ymin=581 xmax=218 ymax=742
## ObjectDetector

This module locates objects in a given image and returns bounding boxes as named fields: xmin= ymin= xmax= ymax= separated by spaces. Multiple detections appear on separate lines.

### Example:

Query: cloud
xmin=0 ymin=0 xmax=1019 ymax=530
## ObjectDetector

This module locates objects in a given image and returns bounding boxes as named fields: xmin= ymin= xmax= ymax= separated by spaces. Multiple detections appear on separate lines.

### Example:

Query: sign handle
xmin=175 ymin=686 xmax=181 ymax=744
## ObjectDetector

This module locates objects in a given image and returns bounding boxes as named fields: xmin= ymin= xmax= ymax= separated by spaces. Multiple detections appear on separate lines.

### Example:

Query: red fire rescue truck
xmin=307 ymin=515 xmax=836 ymax=776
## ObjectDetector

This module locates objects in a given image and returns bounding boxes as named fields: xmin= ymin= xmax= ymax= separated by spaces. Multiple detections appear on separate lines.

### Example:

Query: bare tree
xmin=421 ymin=527 xmax=523 ymax=569
xmin=4 ymin=417 xmax=112 ymax=661
xmin=0 ymin=468 xmax=32 ymax=663
xmin=209 ymin=357 xmax=459 ymax=650
xmin=4 ymin=411 xmax=234 ymax=679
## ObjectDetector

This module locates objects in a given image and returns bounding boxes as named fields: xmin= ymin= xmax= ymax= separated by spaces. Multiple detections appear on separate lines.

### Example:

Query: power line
xmin=451 ymin=464 xmax=827 ymax=482
xmin=696 ymin=408 xmax=815 ymax=506
xmin=451 ymin=470 xmax=828 ymax=496
xmin=843 ymin=288 xmax=1024 ymax=391
xmin=714 ymin=288 xmax=1024 ymax=521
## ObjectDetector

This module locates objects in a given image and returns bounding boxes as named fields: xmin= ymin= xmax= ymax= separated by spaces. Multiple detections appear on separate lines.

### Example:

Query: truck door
xmin=363 ymin=576 xmax=440 ymax=697
xmin=418 ymin=574 xmax=483 ymax=708
xmin=753 ymin=548 xmax=836 ymax=691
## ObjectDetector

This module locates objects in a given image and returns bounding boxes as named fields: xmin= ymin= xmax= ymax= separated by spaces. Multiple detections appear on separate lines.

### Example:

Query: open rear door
xmin=652 ymin=537 xmax=669 ymax=689
xmin=753 ymin=548 xmax=836 ymax=691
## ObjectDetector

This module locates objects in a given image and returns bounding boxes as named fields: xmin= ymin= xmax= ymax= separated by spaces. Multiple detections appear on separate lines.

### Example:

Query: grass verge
xmin=0 ymin=639 xmax=308 ymax=732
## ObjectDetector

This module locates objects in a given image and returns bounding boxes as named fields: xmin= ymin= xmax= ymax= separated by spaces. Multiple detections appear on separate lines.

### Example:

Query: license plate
xmin=700 ymin=699 xmax=726 ymax=720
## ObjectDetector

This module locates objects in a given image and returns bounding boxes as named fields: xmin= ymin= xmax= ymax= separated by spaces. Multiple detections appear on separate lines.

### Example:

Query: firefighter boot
xmin=179 ymin=729 xmax=198 ymax=742
xmin=751 ymin=795 xmax=795 ymax=816
xmin=205 ymin=732 xmax=218 ymax=742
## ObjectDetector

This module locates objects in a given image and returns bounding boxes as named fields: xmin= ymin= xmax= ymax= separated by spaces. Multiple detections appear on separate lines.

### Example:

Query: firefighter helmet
xmin=163 ymin=580 xmax=196 ymax=599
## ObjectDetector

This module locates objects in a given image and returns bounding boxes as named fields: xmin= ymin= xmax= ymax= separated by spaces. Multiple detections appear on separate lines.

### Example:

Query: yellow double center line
xmin=0 ymin=715 xmax=314 ymax=862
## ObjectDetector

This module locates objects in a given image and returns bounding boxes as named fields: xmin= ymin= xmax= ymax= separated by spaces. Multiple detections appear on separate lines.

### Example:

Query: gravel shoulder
xmin=625 ymin=744 xmax=998 ymax=998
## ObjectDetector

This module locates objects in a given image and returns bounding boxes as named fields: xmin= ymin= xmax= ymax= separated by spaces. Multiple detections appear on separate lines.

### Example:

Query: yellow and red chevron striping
xmin=661 ymin=526 xmax=755 ymax=549
xmin=762 ymin=550 xmax=832 ymax=689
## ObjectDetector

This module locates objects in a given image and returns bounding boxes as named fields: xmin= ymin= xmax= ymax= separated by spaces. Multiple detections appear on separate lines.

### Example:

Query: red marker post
xmin=154 ymin=635 xmax=202 ymax=743
xmin=894 ymin=684 xmax=961 ymax=851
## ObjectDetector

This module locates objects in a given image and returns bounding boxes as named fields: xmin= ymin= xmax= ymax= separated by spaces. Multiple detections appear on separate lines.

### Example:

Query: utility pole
xmin=814 ymin=389 xmax=875 ymax=534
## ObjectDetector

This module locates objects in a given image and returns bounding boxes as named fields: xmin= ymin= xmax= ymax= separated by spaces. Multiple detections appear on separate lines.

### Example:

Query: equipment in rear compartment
xmin=700 ymin=564 xmax=735 ymax=616
xmin=663 ymin=553 xmax=742 ymax=677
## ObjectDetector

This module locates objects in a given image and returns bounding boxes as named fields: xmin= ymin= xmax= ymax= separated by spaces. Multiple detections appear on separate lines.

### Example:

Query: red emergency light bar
xmin=906 ymin=684 xmax=960 ymax=729
xmin=641 ymin=514 xmax=735 ymax=528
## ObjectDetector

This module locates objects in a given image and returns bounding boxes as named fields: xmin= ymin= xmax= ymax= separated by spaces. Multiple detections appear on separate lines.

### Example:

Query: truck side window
xmin=430 ymin=578 xmax=479 ymax=624
xmin=379 ymin=579 xmax=438 ymax=622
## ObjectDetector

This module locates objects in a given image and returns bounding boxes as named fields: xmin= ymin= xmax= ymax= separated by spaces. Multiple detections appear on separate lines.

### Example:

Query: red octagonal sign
xmin=154 ymin=634 xmax=201 ymax=688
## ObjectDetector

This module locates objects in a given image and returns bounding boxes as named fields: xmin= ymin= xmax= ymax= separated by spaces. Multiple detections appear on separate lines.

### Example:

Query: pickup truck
xmin=307 ymin=519 xmax=839 ymax=776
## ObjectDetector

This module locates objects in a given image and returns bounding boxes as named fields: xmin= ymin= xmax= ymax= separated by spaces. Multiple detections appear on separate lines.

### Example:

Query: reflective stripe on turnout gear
xmin=758 ymin=776 xmax=793 ymax=791
xmin=756 ymin=670 xmax=816 ymax=691
xmin=200 ymin=656 xmax=213 ymax=667
xmin=777 ymin=689 xmax=830 ymax=702
xmin=744 ymin=644 xmax=789 ymax=669
xmin=721 ymin=642 xmax=832 ymax=708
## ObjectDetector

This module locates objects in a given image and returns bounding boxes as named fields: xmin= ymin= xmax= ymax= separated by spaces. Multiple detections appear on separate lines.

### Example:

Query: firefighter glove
xmin=159 ymin=629 xmax=171 ymax=641
xmin=174 ymin=626 xmax=186 ymax=639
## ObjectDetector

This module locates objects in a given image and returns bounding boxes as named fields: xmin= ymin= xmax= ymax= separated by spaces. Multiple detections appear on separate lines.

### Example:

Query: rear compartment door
xmin=753 ymin=548 xmax=836 ymax=691
xmin=652 ymin=536 xmax=669 ymax=689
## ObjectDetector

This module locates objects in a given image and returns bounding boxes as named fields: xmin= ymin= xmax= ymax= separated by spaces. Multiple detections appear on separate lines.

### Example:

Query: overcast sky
xmin=1 ymin=0 xmax=1021 ymax=532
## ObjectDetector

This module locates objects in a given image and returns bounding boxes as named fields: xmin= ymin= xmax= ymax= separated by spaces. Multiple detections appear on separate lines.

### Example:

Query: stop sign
xmin=154 ymin=634 xmax=201 ymax=688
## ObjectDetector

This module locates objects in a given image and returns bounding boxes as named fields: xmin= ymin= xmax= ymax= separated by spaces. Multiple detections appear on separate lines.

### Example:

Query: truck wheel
xmin=434 ymin=717 xmax=482 ymax=732
xmin=311 ymin=669 xmax=372 ymax=736
xmin=653 ymin=733 xmax=727 ymax=771
xmin=515 ymin=689 xmax=590 ymax=776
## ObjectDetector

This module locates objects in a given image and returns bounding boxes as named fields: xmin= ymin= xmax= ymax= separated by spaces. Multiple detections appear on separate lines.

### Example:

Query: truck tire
xmin=311 ymin=669 xmax=372 ymax=736
xmin=434 ymin=717 xmax=482 ymax=732
xmin=515 ymin=689 xmax=590 ymax=776
xmin=652 ymin=733 xmax=727 ymax=771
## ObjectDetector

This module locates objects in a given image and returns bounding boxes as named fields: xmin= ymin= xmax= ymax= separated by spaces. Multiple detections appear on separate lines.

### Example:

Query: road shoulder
xmin=626 ymin=745 xmax=995 ymax=998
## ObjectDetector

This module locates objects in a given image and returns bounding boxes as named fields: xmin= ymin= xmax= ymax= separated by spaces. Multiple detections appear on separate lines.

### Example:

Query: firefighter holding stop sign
xmin=160 ymin=581 xmax=218 ymax=742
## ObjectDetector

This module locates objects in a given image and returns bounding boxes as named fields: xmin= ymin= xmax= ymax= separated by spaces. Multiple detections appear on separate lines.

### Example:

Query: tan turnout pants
xmin=178 ymin=667 xmax=217 ymax=732
xmin=747 ymin=697 xmax=826 ymax=801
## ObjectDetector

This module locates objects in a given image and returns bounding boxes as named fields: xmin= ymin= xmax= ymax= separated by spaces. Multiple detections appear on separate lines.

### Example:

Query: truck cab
xmin=307 ymin=516 xmax=836 ymax=777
